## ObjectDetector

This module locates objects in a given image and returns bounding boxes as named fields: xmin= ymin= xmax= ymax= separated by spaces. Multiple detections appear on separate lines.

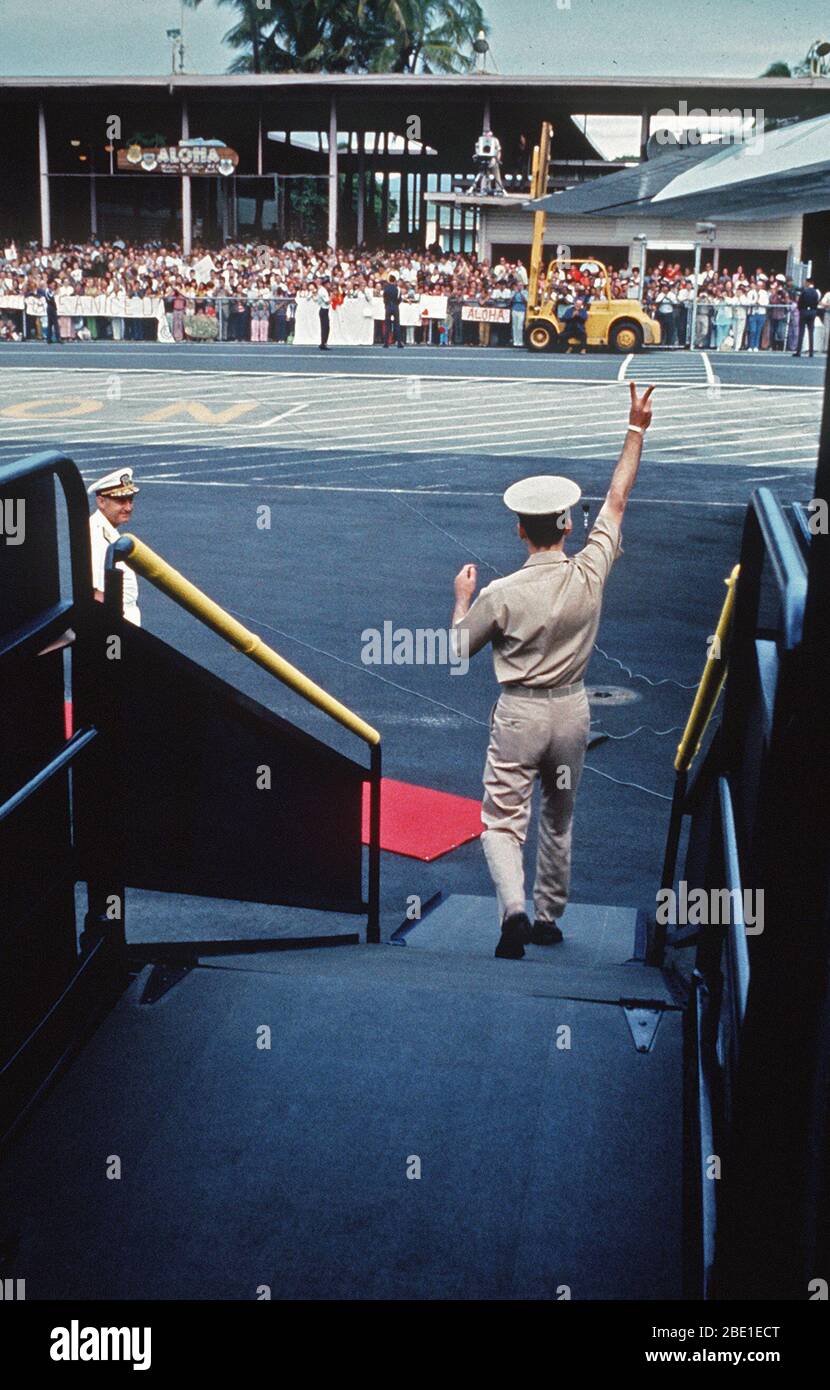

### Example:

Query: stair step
xmin=398 ymin=896 xmax=644 ymax=962
xmin=196 ymin=930 xmax=675 ymax=1010
xmin=0 ymin=957 xmax=682 ymax=1300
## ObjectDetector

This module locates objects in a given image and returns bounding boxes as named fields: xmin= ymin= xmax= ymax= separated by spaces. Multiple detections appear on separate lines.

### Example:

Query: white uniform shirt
xmin=89 ymin=509 xmax=141 ymax=626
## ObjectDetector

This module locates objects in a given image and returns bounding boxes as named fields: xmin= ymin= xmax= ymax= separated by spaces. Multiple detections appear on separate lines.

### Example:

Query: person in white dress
xmin=816 ymin=289 xmax=830 ymax=353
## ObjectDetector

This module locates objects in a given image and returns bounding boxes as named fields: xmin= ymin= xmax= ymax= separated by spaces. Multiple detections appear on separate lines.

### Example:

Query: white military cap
xmin=503 ymin=475 xmax=581 ymax=515
xmin=87 ymin=467 xmax=139 ymax=497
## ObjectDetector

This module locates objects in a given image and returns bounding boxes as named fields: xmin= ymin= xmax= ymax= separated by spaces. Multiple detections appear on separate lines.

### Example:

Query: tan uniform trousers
xmin=480 ymin=683 xmax=591 ymax=925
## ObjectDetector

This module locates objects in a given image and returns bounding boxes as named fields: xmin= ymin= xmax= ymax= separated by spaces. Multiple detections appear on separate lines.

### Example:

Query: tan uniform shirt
xmin=455 ymin=503 xmax=622 ymax=687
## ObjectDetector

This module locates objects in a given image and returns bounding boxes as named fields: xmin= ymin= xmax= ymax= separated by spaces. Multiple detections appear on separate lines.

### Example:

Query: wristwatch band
xmin=627 ymin=424 xmax=644 ymax=435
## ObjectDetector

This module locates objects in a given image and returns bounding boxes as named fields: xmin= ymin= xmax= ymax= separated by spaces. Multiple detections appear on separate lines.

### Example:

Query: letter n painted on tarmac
xmin=140 ymin=400 xmax=261 ymax=424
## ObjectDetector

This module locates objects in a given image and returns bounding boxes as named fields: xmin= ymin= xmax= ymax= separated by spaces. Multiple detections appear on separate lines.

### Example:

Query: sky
xmin=0 ymin=0 xmax=825 ymax=80
xmin=0 ymin=0 xmax=827 ymax=154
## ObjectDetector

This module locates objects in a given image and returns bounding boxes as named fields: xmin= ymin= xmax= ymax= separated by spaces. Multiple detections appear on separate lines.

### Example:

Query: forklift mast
xmin=527 ymin=121 xmax=553 ymax=313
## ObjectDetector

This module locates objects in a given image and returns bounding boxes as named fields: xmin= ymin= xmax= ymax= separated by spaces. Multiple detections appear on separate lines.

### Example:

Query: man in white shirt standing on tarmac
xmin=88 ymin=468 xmax=141 ymax=626
xmin=316 ymin=277 xmax=331 ymax=350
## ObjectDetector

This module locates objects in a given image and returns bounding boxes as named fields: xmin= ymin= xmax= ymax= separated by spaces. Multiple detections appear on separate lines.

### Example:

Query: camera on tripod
xmin=475 ymin=134 xmax=500 ymax=161
xmin=469 ymin=130 xmax=505 ymax=196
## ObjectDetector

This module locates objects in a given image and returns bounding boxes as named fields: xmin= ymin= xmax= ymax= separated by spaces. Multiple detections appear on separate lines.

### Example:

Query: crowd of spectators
xmin=0 ymin=237 xmax=825 ymax=351
xmin=641 ymin=260 xmax=827 ymax=352
xmin=0 ymin=238 xmax=530 ymax=344
xmin=547 ymin=257 xmax=828 ymax=352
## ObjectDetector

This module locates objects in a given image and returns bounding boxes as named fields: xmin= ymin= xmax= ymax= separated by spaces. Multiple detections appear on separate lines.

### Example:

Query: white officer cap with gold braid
xmin=502 ymin=475 xmax=581 ymax=516
xmin=87 ymin=467 xmax=139 ymax=497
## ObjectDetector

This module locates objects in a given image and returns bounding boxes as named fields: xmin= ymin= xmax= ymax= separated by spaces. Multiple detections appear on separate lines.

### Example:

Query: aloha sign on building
xmin=117 ymin=138 xmax=239 ymax=176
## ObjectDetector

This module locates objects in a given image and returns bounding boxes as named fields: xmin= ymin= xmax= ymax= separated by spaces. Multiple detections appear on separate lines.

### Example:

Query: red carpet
xmin=361 ymin=778 xmax=483 ymax=861
xmin=65 ymin=700 xmax=478 ymax=862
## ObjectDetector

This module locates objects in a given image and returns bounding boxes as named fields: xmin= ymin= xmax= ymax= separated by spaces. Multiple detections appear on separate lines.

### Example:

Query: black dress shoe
xmin=495 ymin=910 xmax=531 ymax=960
xmin=530 ymin=920 xmax=564 ymax=946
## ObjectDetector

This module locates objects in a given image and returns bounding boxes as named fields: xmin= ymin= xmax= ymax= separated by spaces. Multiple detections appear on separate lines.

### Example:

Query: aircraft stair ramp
xmin=3 ymin=447 xmax=830 ymax=1303
xmin=0 ymin=897 xmax=682 ymax=1301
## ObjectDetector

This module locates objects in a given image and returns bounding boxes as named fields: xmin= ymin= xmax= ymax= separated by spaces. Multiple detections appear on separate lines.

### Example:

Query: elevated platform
xmin=0 ymin=900 xmax=682 ymax=1300
xmin=395 ymin=894 xmax=653 ymax=969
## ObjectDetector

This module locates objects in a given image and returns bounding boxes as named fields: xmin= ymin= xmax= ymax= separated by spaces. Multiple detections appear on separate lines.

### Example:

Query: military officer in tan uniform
xmin=452 ymin=381 xmax=655 ymax=959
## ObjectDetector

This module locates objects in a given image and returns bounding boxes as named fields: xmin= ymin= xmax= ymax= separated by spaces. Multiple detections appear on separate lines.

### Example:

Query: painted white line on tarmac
xmin=0 ymin=396 xmax=816 ymax=442
xmin=732 ymin=462 xmax=814 ymax=472
xmin=249 ymin=403 xmax=309 ymax=429
xmin=134 ymin=477 xmax=754 ymax=506
xmin=138 ymin=446 xmax=817 ymax=475
xmin=0 ymin=364 xmax=822 ymax=394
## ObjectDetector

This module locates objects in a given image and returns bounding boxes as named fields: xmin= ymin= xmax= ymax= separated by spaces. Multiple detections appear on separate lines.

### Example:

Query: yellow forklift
xmin=524 ymin=123 xmax=661 ymax=353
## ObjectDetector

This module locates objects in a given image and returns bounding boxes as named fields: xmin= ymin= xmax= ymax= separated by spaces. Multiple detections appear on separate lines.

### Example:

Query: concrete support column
xmin=344 ymin=134 xmax=353 ymax=239
xmin=640 ymin=107 xmax=650 ymax=160
xmin=356 ymin=133 xmax=366 ymax=246
xmin=90 ymin=169 xmax=98 ymax=238
xmin=381 ymin=133 xmax=389 ymax=235
xmin=283 ymin=131 xmax=292 ymax=238
xmin=399 ymin=166 xmax=409 ymax=243
xmin=328 ymin=96 xmax=338 ymax=249
xmin=181 ymin=99 xmax=192 ymax=255
xmin=38 ymin=102 xmax=51 ymax=248
xmin=219 ymin=179 xmax=230 ymax=241
xmin=478 ymin=208 xmax=488 ymax=262
xmin=419 ymin=165 xmax=428 ymax=247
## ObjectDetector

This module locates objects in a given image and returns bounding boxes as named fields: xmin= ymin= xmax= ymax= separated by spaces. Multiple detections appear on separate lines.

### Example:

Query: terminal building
xmin=1 ymin=72 xmax=829 ymax=272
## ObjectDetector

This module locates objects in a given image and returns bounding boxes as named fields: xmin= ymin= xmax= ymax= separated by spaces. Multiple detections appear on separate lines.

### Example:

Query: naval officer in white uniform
xmin=88 ymin=468 xmax=141 ymax=626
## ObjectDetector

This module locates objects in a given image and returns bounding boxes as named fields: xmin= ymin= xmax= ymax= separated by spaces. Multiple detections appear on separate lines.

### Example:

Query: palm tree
xmin=347 ymin=1 xmax=486 ymax=73
xmin=183 ymin=1 xmax=334 ymax=74
xmin=356 ymin=1 xmax=488 ymax=73
xmin=184 ymin=0 xmax=487 ymax=73
xmin=760 ymin=44 xmax=823 ymax=79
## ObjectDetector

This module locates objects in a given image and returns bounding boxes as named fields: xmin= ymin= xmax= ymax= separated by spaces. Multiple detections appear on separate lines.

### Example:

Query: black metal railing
xmin=657 ymin=486 xmax=814 ymax=1298
xmin=0 ymin=450 xmax=125 ymax=1143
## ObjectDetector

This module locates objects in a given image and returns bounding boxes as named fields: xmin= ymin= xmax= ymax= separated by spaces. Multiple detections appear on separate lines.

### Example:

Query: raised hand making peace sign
xmin=629 ymin=381 xmax=656 ymax=432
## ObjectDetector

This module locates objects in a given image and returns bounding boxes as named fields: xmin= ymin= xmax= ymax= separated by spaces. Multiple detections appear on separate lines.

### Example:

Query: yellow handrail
xmin=118 ymin=534 xmax=380 ymax=747
xmin=675 ymin=565 xmax=740 ymax=773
